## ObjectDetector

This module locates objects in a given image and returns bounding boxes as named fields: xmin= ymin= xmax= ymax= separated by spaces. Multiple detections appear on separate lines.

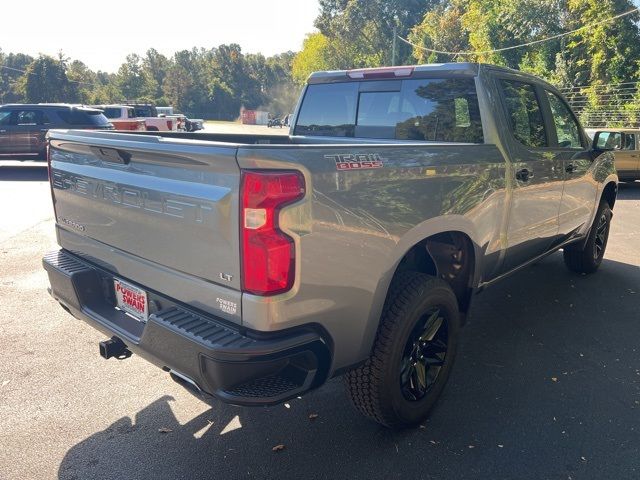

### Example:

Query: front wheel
xmin=563 ymin=201 xmax=612 ymax=274
xmin=344 ymin=272 xmax=460 ymax=428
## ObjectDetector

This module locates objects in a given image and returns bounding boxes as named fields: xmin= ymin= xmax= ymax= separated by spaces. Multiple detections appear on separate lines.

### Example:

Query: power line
xmin=560 ymin=83 xmax=640 ymax=92
xmin=399 ymin=7 xmax=640 ymax=56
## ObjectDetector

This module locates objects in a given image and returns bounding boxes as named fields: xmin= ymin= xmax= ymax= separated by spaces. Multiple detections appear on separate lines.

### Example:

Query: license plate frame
xmin=114 ymin=278 xmax=148 ymax=323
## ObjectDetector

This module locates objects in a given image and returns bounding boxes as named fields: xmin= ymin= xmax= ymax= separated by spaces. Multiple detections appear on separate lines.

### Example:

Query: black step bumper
xmin=43 ymin=250 xmax=331 ymax=406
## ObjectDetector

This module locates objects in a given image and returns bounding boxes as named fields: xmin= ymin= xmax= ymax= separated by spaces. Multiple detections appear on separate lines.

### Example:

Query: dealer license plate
xmin=114 ymin=278 xmax=148 ymax=323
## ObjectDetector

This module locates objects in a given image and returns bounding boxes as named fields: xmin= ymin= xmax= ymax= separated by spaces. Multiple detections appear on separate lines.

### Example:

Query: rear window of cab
xmin=294 ymin=78 xmax=483 ymax=143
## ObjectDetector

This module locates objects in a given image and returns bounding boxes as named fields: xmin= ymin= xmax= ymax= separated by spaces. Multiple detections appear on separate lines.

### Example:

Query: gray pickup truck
xmin=43 ymin=63 xmax=618 ymax=427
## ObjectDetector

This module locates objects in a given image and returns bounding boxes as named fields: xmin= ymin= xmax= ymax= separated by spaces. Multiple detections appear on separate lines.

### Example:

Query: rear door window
xmin=395 ymin=78 xmax=483 ymax=142
xmin=623 ymin=133 xmax=636 ymax=150
xmin=500 ymin=80 xmax=547 ymax=148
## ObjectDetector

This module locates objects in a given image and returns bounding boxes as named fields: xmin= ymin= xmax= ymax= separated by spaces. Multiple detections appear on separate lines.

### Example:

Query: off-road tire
xmin=344 ymin=272 xmax=460 ymax=428
xmin=563 ymin=201 xmax=612 ymax=274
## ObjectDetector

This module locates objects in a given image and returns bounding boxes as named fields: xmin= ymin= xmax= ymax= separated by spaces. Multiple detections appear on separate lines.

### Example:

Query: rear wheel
xmin=344 ymin=272 xmax=460 ymax=428
xmin=563 ymin=201 xmax=612 ymax=274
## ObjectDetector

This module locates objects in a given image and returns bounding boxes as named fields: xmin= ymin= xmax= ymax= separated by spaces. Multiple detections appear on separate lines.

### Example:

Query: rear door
xmin=11 ymin=109 xmax=49 ymax=153
xmin=497 ymin=78 xmax=565 ymax=272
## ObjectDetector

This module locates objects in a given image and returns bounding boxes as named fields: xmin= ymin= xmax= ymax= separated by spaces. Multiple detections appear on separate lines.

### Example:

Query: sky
xmin=0 ymin=0 xmax=320 ymax=72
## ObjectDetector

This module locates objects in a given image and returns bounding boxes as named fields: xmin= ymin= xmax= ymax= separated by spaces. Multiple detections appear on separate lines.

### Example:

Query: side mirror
xmin=593 ymin=131 xmax=625 ymax=151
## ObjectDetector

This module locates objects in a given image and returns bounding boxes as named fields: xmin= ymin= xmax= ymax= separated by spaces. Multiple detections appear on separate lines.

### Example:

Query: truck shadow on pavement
xmin=0 ymin=164 xmax=48 ymax=181
xmin=58 ymin=254 xmax=640 ymax=480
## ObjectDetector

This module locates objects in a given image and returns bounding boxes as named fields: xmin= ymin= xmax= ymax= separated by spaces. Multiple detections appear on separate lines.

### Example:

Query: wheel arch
xmin=600 ymin=180 xmax=618 ymax=210
xmin=357 ymin=217 xmax=483 ymax=362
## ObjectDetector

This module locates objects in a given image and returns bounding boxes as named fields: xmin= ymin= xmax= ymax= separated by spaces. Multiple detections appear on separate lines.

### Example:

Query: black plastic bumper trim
xmin=43 ymin=249 xmax=331 ymax=406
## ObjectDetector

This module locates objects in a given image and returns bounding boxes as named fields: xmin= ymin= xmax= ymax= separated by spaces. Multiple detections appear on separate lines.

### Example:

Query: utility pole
xmin=392 ymin=24 xmax=397 ymax=66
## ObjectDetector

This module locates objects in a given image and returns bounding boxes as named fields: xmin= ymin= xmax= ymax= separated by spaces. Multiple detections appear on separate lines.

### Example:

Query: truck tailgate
xmin=48 ymin=130 xmax=241 ymax=295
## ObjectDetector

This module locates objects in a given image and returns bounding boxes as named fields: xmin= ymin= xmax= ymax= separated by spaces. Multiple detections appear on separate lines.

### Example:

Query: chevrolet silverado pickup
xmin=43 ymin=63 xmax=618 ymax=427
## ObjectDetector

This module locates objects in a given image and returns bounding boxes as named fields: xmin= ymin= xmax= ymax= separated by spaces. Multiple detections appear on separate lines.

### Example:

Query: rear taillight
xmin=240 ymin=170 xmax=305 ymax=296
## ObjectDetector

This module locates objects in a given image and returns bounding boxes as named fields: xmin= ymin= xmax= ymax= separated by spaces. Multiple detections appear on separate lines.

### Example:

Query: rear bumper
xmin=43 ymin=249 xmax=331 ymax=406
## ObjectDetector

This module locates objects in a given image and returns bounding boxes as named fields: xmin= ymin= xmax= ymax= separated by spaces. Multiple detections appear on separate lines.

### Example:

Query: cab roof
xmin=307 ymin=62 xmax=542 ymax=85
xmin=0 ymin=103 xmax=101 ymax=111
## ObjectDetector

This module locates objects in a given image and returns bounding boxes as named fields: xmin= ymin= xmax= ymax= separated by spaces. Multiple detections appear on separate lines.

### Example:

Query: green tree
xmin=142 ymin=48 xmax=170 ymax=102
xmin=292 ymin=33 xmax=332 ymax=84
xmin=21 ymin=55 xmax=71 ymax=103
xmin=65 ymin=60 xmax=98 ymax=103
xmin=0 ymin=51 xmax=34 ymax=103
xmin=116 ymin=54 xmax=149 ymax=101
xmin=315 ymin=0 xmax=438 ymax=67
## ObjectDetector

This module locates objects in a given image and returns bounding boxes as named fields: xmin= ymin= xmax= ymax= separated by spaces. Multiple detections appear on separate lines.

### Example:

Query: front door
xmin=615 ymin=132 xmax=640 ymax=180
xmin=498 ymin=79 xmax=565 ymax=272
xmin=11 ymin=109 xmax=46 ymax=154
xmin=542 ymin=89 xmax=597 ymax=239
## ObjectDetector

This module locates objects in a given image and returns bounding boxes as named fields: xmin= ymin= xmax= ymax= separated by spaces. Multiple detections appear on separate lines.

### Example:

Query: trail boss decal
xmin=325 ymin=153 xmax=385 ymax=171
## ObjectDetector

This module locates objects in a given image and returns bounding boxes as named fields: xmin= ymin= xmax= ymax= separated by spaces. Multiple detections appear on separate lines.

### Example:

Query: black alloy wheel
xmin=400 ymin=308 xmax=449 ymax=401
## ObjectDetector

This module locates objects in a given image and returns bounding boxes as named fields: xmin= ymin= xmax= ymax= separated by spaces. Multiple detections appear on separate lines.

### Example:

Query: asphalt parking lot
xmin=0 ymin=158 xmax=638 ymax=480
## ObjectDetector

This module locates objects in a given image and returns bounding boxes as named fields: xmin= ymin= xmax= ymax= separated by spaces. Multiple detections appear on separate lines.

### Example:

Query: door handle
xmin=515 ymin=168 xmax=534 ymax=182
xmin=565 ymin=163 xmax=576 ymax=173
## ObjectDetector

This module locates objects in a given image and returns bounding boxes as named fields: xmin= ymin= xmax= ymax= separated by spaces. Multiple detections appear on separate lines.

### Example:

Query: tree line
xmin=291 ymin=0 xmax=640 ymax=126
xmin=0 ymin=47 xmax=298 ymax=120
xmin=2 ymin=0 xmax=640 ymax=125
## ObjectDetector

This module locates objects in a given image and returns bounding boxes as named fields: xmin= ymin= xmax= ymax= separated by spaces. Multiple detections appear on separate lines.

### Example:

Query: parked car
xmin=160 ymin=113 xmax=190 ymax=131
xmin=0 ymin=104 xmax=112 ymax=159
xmin=93 ymin=105 xmax=146 ymax=131
xmin=43 ymin=63 xmax=618 ymax=428
xmin=124 ymin=103 xmax=177 ymax=131
xmin=171 ymin=115 xmax=204 ymax=132
xmin=185 ymin=117 xmax=204 ymax=132
xmin=592 ymin=129 xmax=640 ymax=182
